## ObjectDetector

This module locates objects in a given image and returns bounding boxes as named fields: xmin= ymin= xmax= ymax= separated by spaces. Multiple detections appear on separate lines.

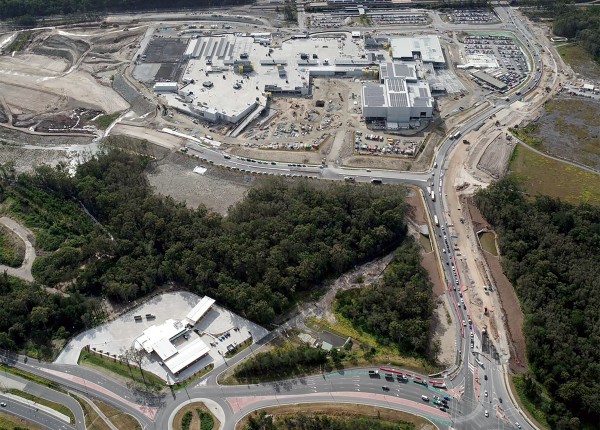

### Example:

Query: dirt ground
xmin=236 ymin=403 xmax=436 ymax=430
xmin=477 ymin=132 xmax=516 ymax=179
xmin=146 ymin=153 xmax=252 ymax=215
xmin=466 ymin=197 xmax=528 ymax=374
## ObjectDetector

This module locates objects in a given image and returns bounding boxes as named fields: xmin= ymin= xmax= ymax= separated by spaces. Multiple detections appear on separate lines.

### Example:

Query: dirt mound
xmin=32 ymin=35 xmax=90 ymax=70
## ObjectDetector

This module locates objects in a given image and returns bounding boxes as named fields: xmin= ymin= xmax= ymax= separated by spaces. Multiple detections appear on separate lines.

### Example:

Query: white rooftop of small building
xmin=163 ymin=336 xmax=210 ymax=375
xmin=135 ymin=318 xmax=187 ymax=354
xmin=185 ymin=296 xmax=215 ymax=326
xmin=391 ymin=35 xmax=445 ymax=64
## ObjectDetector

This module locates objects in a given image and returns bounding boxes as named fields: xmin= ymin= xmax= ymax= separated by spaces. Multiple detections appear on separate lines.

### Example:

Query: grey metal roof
xmin=389 ymin=92 xmax=408 ymax=107
xmin=363 ymin=85 xmax=386 ymax=107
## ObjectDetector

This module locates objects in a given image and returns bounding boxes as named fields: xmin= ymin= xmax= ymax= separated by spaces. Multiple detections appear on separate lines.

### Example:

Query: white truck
xmin=433 ymin=215 xmax=439 ymax=226
xmin=430 ymin=191 xmax=435 ymax=201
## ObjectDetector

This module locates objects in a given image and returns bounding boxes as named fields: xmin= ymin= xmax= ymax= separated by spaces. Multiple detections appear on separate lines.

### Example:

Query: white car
xmin=462 ymin=319 xmax=466 ymax=326
xmin=0 ymin=402 xmax=6 ymax=407
xmin=485 ymin=390 xmax=488 ymax=397
xmin=515 ymin=423 xmax=521 ymax=429
xmin=485 ymin=410 xmax=489 ymax=417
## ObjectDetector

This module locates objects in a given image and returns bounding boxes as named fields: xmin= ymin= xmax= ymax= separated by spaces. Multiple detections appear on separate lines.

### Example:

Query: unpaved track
xmin=0 ymin=217 xmax=36 ymax=282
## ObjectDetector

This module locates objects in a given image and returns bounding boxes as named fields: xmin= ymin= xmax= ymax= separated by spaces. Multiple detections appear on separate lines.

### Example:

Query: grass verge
xmin=509 ymin=144 xmax=600 ymax=206
xmin=173 ymin=402 xmax=220 ymax=430
xmin=78 ymin=350 xmax=165 ymax=392
xmin=172 ymin=363 xmax=214 ymax=391
xmin=235 ymin=403 xmax=431 ymax=430
xmin=7 ymin=389 xmax=75 ymax=423
xmin=511 ymin=375 xmax=550 ymax=430
xmin=94 ymin=399 xmax=141 ymax=430
xmin=0 ymin=363 xmax=64 ymax=392
xmin=0 ymin=411 xmax=42 ymax=429
xmin=72 ymin=394 xmax=111 ymax=430
xmin=224 ymin=337 xmax=252 ymax=359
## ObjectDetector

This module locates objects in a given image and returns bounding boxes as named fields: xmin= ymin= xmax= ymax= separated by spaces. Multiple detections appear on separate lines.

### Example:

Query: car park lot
xmin=463 ymin=34 xmax=528 ymax=90
xmin=449 ymin=9 xmax=499 ymax=24
xmin=56 ymin=291 xmax=268 ymax=382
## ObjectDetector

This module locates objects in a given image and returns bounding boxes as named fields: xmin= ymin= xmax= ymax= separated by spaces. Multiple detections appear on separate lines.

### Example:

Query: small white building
xmin=153 ymin=82 xmax=179 ymax=93
xmin=134 ymin=296 xmax=215 ymax=376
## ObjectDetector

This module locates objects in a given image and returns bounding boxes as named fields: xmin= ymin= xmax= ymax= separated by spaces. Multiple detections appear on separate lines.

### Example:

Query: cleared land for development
xmin=477 ymin=135 xmax=515 ymax=179
xmin=509 ymin=144 xmax=600 ymax=205
xmin=556 ymin=43 xmax=600 ymax=81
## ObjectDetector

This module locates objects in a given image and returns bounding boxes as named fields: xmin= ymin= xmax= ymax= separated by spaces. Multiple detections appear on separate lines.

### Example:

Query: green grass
xmin=198 ymin=409 xmax=215 ymax=430
xmin=171 ymin=363 xmax=214 ymax=390
xmin=510 ymin=124 xmax=542 ymax=148
xmin=224 ymin=337 xmax=252 ymax=358
xmin=0 ymin=363 xmax=64 ymax=392
xmin=512 ymin=375 xmax=550 ymax=430
xmin=509 ymin=144 xmax=600 ymax=206
xmin=7 ymin=389 xmax=75 ymax=424
xmin=0 ymin=226 xmax=24 ymax=267
xmin=6 ymin=31 xmax=33 ymax=52
xmin=93 ymin=112 xmax=121 ymax=129
xmin=78 ymin=350 xmax=165 ymax=391
xmin=307 ymin=314 xmax=437 ymax=374
xmin=556 ymin=43 xmax=600 ymax=81
xmin=0 ymin=411 xmax=42 ymax=429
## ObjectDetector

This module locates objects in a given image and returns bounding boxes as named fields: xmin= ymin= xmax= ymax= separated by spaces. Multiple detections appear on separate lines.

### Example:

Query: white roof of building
xmin=135 ymin=319 xmax=186 ymax=354
xmin=391 ymin=35 xmax=445 ymax=64
xmin=153 ymin=337 xmax=178 ymax=360
xmin=185 ymin=296 xmax=215 ymax=325
xmin=164 ymin=337 xmax=210 ymax=374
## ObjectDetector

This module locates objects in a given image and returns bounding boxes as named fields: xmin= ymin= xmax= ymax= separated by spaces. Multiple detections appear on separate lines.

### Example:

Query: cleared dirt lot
xmin=477 ymin=133 xmax=516 ymax=179
xmin=147 ymin=154 xmax=251 ymax=215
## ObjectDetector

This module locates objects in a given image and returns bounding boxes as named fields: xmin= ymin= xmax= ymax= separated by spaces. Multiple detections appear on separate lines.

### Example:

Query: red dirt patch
xmin=465 ymin=197 xmax=528 ymax=374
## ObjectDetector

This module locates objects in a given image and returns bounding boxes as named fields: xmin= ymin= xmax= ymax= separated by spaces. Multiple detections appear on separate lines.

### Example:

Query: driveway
xmin=0 ymin=216 xmax=36 ymax=282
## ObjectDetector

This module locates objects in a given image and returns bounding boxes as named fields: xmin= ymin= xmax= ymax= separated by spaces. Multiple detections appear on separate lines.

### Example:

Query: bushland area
xmin=475 ymin=177 xmax=600 ymax=429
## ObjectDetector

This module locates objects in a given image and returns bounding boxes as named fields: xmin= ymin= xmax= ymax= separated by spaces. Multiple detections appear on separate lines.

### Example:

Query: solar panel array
xmin=363 ymin=85 xmax=386 ymax=107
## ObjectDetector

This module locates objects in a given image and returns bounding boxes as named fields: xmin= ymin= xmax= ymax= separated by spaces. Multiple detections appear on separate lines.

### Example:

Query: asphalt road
xmin=0 ymin=393 xmax=74 ymax=430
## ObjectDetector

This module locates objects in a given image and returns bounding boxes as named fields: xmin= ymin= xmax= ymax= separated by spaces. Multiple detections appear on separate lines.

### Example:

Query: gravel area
xmin=0 ymin=144 xmax=69 ymax=173
xmin=147 ymin=154 xmax=251 ymax=215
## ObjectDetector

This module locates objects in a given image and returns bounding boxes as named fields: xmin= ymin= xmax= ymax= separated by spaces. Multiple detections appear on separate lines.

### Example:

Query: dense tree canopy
xmin=1 ymin=150 xmax=408 ymax=340
xmin=475 ymin=177 xmax=600 ymax=429
xmin=552 ymin=5 xmax=600 ymax=61
xmin=0 ymin=273 xmax=100 ymax=357
xmin=335 ymin=241 xmax=434 ymax=357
